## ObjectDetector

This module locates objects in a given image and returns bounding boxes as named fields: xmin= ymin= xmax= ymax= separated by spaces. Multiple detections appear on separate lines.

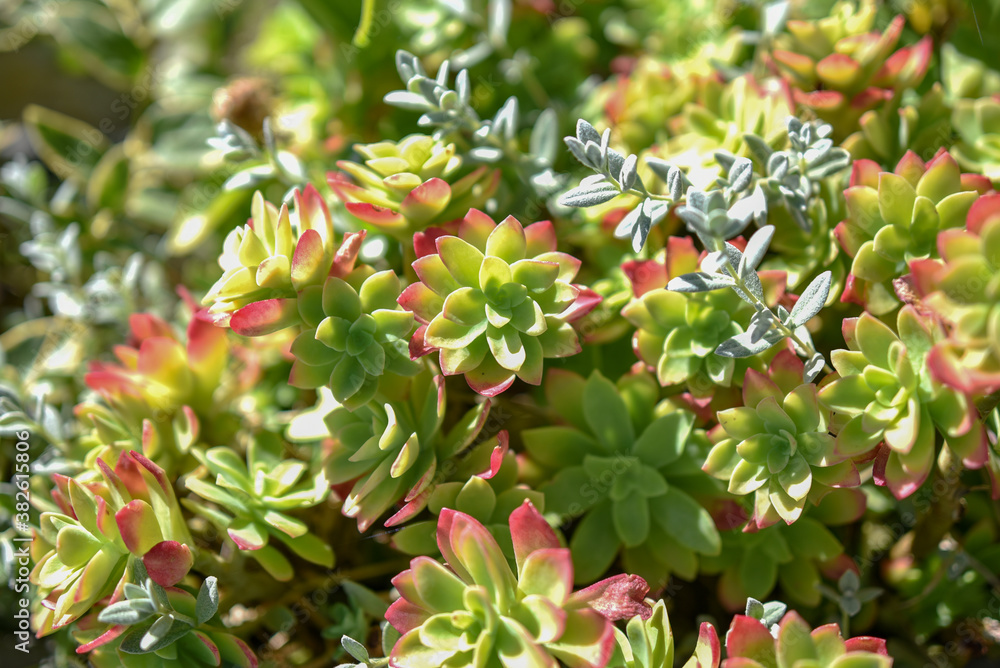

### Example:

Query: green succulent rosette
xmin=818 ymin=308 xmax=989 ymax=500
xmin=31 ymin=452 xmax=195 ymax=636
xmin=203 ymin=186 xmax=365 ymax=337
xmin=722 ymin=609 xmax=891 ymax=668
xmin=385 ymin=500 xmax=653 ymax=668
xmin=290 ymin=267 xmax=420 ymax=410
xmin=704 ymin=350 xmax=861 ymax=530
xmin=664 ymin=74 xmax=794 ymax=189
xmin=699 ymin=515 xmax=852 ymax=611
xmin=523 ymin=369 xmax=724 ymax=585
xmin=321 ymin=366 xmax=494 ymax=532
xmin=842 ymin=84 xmax=952 ymax=166
xmin=327 ymin=134 xmax=500 ymax=242
xmin=770 ymin=1 xmax=932 ymax=139
xmin=909 ymin=193 xmax=1000 ymax=397
xmin=183 ymin=434 xmax=333 ymax=581
xmin=390 ymin=436 xmax=545 ymax=561
xmin=621 ymin=236 xmax=773 ymax=395
xmin=835 ymin=149 xmax=990 ymax=314
xmin=953 ymin=95 xmax=1000 ymax=183
xmin=400 ymin=209 xmax=600 ymax=396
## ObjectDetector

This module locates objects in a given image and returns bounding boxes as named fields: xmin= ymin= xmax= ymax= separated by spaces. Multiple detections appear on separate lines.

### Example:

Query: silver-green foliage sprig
xmin=668 ymin=156 xmax=832 ymax=381
xmin=745 ymin=117 xmax=851 ymax=232
xmin=384 ymin=50 xmax=561 ymax=197
xmin=96 ymin=560 xmax=219 ymax=655
xmin=559 ymin=119 xmax=682 ymax=251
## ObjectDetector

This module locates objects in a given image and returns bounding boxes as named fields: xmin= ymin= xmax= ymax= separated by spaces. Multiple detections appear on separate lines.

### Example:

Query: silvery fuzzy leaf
xmin=599 ymin=128 xmax=611 ymax=162
xmin=435 ymin=60 xmax=451 ymax=87
xmin=647 ymin=200 xmax=671 ymax=224
xmin=614 ymin=205 xmax=642 ymax=239
xmin=714 ymin=150 xmax=737 ymax=173
xmin=687 ymin=187 xmax=708 ymax=212
xmin=606 ymin=149 xmax=626 ymax=183
xmin=777 ymin=304 xmax=790 ymax=321
xmin=456 ymin=69 xmax=471 ymax=104
xmin=786 ymin=116 xmax=803 ymax=137
xmin=667 ymin=167 xmax=685 ymax=201
xmin=580 ymin=173 xmax=608 ymax=186
xmin=803 ymin=353 xmax=825 ymax=382
xmin=667 ymin=272 xmax=735 ymax=292
xmin=343 ymin=636 xmax=370 ymax=663
xmin=729 ymin=157 xmax=754 ymax=193
xmin=488 ymin=0 xmax=512 ymax=45
xmin=124 ymin=583 xmax=148 ymax=601
xmin=620 ymin=154 xmax=638 ymax=190
xmin=98 ymin=601 xmax=154 ymax=626
xmin=740 ymin=225 xmax=775 ymax=274
xmin=530 ymin=109 xmax=559 ymax=164
xmin=141 ymin=616 xmax=175 ymax=651
xmin=761 ymin=600 xmax=788 ymax=627
xmin=576 ymin=118 xmax=600 ymax=144
xmin=646 ymin=157 xmax=673 ymax=182
xmin=565 ymin=137 xmax=592 ymax=168
xmin=804 ymin=138 xmax=833 ymax=164
xmin=716 ymin=328 xmax=784 ymax=358
xmin=559 ymin=182 xmax=619 ymax=207
xmin=720 ymin=213 xmax=754 ymax=240
xmin=745 ymin=598 xmax=765 ymax=620
xmin=701 ymin=250 xmax=727 ymax=274
xmin=196 ymin=576 xmax=219 ymax=625
xmin=493 ymin=97 xmax=519 ymax=141
xmin=806 ymin=152 xmax=850 ymax=180
xmin=630 ymin=199 xmax=654 ymax=252
xmin=418 ymin=111 xmax=453 ymax=127
xmin=744 ymin=133 xmax=774 ymax=165
xmin=748 ymin=309 xmax=776 ymax=343
xmin=584 ymin=141 xmax=604 ymax=169
xmin=722 ymin=243 xmax=764 ymax=305
xmin=729 ymin=184 xmax=768 ymax=228
xmin=768 ymin=152 xmax=789 ymax=180
xmin=451 ymin=40 xmax=494 ymax=69
xmin=816 ymin=122 xmax=833 ymax=139
xmin=469 ymin=146 xmax=504 ymax=163
xmin=787 ymin=271 xmax=832 ymax=327
xmin=677 ymin=205 xmax=709 ymax=234
xmin=395 ymin=50 xmax=417 ymax=82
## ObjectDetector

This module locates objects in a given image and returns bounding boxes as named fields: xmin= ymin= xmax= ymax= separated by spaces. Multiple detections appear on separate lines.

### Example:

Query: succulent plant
xmin=953 ymin=95 xmax=1000 ymax=184
xmin=78 ymin=311 xmax=229 ymax=477
xmin=721 ymin=609 xmax=891 ymax=667
xmin=835 ymin=149 xmax=990 ymax=315
xmin=607 ymin=598 xmax=726 ymax=668
xmin=390 ymin=436 xmax=545 ymax=560
xmin=183 ymin=434 xmax=333 ymax=581
xmin=522 ymin=369 xmax=724 ymax=585
xmin=78 ymin=569 xmax=257 ymax=667
xmin=909 ymin=193 xmax=1000 ymax=396
xmin=699 ymin=515 xmax=853 ymax=611
xmin=290 ymin=268 xmax=420 ymax=410
xmin=841 ymin=84 xmax=952 ymax=166
xmin=818 ymin=308 xmax=989 ymax=499
xmin=770 ymin=2 xmax=932 ymax=139
xmin=621 ymin=236 xmax=767 ymax=394
xmin=400 ymin=209 xmax=600 ymax=396
xmin=664 ymin=75 xmax=794 ymax=189
xmin=321 ymin=366 xmax=495 ymax=532
xmin=31 ymin=451 xmax=195 ymax=636
xmin=385 ymin=500 xmax=652 ymax=668
xmin=704 ymin=350 xmax=861 ymax=530
xmin=203 ymin=185 xmax=366 ymax=336
xmin=327 ymin=134 xmax=500 ymax=243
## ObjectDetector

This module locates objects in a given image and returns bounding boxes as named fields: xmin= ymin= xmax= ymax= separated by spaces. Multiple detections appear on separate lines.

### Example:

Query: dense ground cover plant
xmin=3 ymin=1 xmax=1000 ymax=667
